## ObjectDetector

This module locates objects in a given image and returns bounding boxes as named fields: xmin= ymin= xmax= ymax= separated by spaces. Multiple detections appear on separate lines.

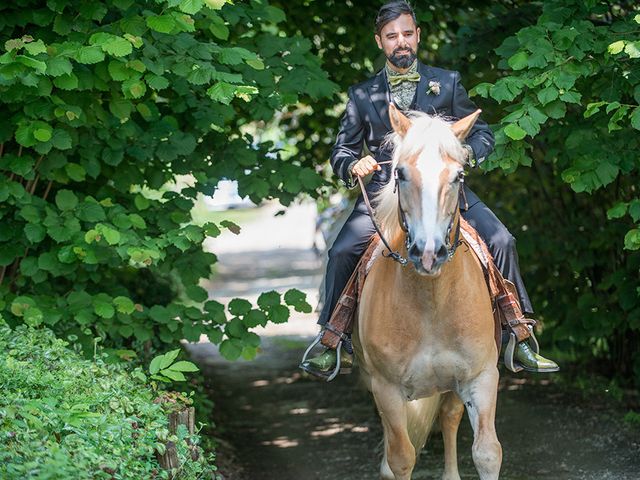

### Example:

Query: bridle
xmin=357 ymin=162 xmax=467 ymax=267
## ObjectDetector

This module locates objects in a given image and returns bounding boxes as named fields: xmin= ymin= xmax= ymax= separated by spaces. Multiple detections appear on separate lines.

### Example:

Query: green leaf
xmin=607 ymin=202 xmax=628 ymax=220
xmin=284 ymin=288 xmax=312 ymax=313
xmin=52 ymin=129 xmax=72 ymax=150
xmin=160 ymin=368 xmax=186 ymax=381
xmin=537 ymin=86 xmax=558 ymax=106
xmin=159 ymin=349 xmax=181 ymax=369
xmin=205 ymin=0 xmax=227 ymax=9
xmin=24 ymin=307 xmax=44 ymax=327
xmin=219 ymin=339 xmax=242 ymax=360
xmin=77 ymin=46 xmax=105 ymax=64
xmin=24 ymin=39 xmax=46 ymax=55
xmin=53 ymin=73 xmax=78 ymax=90
xmin=114 ymin=296 xmax=135 ymax=314
xmin=507 ymin=51 xmax=528 ymax=70
xmin=66 ymin=163 xmax=86 ymax=181
xmin=179 ymin=0 xmax=204 ymax=14
xmin=630 ymin=107 xmax=640 ymax=130
xmin=146 ymin=74 xmax=169 ymax=90
xmin=146 ymin=15 xmax=176 ymax=34
xmin=629 ymin=200 xmax=640 ymax=223
xmin=209 ymin=22 xmax=229 ymax=40
xmin=207 ymin=82 xmax=236 ymax=105
xmin=584 ymin=101 xmax=606 ymax=118
xmin=25 ymin=223 xmax=46 ymax=243
xmin=220 ymin=219 xmax=240 ymax=234
xmin=103 ymin=37 xmax=132 ymax=57
xmin=33 ymin=125 xmax=52 ymax=142
xmin=608 ymin=40 xmax=625 ymax=55
xmin=624 ymin=229 xmax=640 ymax=251
xmin=46 ymin=56 xmax=73 ymax=77
xmin=504 ymin=123 xmax=527 ymax=140
xmin=169 ymin=360 xmax=199 ymax=372
xmin=122 ymin=78 xmax=147 ymax=99
xmin=149 ymin=355 xmax=164 ymax=375
xmin=244 ymin=309 xmax=267 ymax=327
xmin=55 ymin=189 xmax=78 ymax=211
xmin=228 ymin=298 xmax=252 ymax=316
xmin=186 ymin=285 xmax=208 ymax=302
xmin=94 ymin=299 xmax=115 ymax=319
xmin=257 ymin=290 xmax=280 ymax=309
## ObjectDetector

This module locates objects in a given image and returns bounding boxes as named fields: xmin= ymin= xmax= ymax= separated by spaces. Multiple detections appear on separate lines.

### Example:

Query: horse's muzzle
xmin=408 ymin=240 xmax=448 ymax=276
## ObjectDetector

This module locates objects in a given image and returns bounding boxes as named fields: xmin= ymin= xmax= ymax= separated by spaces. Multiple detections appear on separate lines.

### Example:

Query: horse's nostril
xmin=436 ymin=244 xmax=448 ymax=261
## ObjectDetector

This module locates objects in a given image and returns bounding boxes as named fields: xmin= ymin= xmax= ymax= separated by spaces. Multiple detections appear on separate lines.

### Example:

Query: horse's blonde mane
xmin=375 ymin=112 xmax=467 ymax=239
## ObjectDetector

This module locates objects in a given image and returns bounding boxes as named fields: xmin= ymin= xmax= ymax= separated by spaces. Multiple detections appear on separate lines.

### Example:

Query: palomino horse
xmin=353 ymin=105 xmax=501 ymax=480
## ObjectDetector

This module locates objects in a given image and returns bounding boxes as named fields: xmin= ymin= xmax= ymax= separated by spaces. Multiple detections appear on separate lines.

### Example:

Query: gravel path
xmin=188 ymin=202 xmax=640 ymax=479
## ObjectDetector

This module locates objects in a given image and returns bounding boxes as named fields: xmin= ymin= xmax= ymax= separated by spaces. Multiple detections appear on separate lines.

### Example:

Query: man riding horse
xmin=301 ymin=0 xmax=558 ymax=378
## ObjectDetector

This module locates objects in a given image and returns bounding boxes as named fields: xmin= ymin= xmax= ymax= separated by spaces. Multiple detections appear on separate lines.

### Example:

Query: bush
xmin=0 ymin=319 xmax=217 ymax=479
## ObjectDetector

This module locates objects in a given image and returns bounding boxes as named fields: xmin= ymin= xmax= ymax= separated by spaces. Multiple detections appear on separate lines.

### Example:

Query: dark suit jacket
xmin=330 ymin=61 xmax=494 ymax=211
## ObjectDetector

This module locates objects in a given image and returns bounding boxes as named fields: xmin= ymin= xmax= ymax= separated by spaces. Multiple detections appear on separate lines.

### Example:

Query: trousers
xmin=317 ymin=187 xmax=533 ymax=326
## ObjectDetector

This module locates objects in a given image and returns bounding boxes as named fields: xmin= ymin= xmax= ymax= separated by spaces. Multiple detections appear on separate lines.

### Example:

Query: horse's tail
xmin=407 ymin=393 xmax=442 ymax=457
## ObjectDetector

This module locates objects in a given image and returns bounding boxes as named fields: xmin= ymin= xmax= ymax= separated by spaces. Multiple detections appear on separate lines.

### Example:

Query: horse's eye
xmin=452 ymin=170 xmax=465 ymax=184
xmin=396 ymin=167 xmax=407 ymax=181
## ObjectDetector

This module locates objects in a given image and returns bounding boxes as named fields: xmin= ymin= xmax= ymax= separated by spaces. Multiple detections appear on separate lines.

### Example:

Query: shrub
xmin=0 ymin=319 xmax=217 ymax=479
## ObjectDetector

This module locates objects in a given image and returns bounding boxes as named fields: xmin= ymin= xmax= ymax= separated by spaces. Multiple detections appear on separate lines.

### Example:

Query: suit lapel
xmin=414 ymin=62 xmax=439 ymax=115
xmin=367 ymin=70 xmax=392 ymax=131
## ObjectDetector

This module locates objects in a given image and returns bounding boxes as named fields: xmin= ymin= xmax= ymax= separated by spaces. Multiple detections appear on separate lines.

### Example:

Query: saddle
xmin=319 ymin=220 xmax=539 ymax=372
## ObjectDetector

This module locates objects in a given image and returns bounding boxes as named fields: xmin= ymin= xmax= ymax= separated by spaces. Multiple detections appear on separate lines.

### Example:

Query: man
xmin=301 ymin=1 xmax=558 ymax=378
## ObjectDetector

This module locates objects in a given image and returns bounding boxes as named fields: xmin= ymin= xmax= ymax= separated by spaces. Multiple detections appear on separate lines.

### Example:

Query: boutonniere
xmin=427 ymin=81 xmax=441 ymax=96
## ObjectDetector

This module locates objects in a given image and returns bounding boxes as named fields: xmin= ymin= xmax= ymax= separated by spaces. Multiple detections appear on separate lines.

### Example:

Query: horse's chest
xmin=401 ymin=350 xmax=471 ymax=400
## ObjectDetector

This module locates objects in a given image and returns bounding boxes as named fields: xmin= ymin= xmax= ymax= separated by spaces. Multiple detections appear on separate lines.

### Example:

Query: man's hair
xmin=375 ymin=1 xmax=417 ymax=35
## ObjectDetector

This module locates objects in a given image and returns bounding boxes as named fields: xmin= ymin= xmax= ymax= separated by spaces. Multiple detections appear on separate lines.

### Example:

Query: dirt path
xmin=188 ymin=203 xmax=640 ymax=480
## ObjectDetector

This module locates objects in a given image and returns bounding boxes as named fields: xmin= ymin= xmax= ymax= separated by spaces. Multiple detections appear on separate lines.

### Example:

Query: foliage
xmin=150 ymin=348 xmax=199 ymax=383
xmin=463 ymin=0 xmax=640 ymax=385
xmin=0 ymin=0 xmax=325 ymax=359
xmin=0 ymin=317 xmax=217 ymax=479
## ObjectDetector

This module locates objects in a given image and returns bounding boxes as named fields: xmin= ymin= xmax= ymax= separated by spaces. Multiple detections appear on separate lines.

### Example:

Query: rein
xmin=357 ymin=162 xmax=466 ymax=266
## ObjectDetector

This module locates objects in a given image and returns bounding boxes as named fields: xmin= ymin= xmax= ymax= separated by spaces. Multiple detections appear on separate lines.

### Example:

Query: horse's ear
xmin=389 ymin=103 xmax=411 ymax=137
xmin=451 ymin=109 xmax=482 ymax=141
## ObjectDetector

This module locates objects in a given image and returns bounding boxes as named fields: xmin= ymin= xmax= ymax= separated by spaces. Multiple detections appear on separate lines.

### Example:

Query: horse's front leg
xmin=372 ymin=378 xmax=415 ymax=480
xmin=439 ymin=391 xmax=464 ymax=480
xmin=459 ymin=367 xmax=502 ymax=480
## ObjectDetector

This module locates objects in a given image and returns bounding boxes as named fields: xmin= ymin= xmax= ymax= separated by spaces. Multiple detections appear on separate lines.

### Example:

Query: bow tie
xmin=388 ymin=72 xmax=421 ymax=86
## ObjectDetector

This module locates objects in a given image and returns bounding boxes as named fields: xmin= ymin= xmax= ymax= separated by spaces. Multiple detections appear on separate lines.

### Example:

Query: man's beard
xmin=388 ymin=46 xmax=417 ymax=69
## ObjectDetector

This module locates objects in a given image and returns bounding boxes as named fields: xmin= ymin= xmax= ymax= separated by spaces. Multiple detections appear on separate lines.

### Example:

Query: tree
xmin=0 ymin=0 xmax=337 ymax=359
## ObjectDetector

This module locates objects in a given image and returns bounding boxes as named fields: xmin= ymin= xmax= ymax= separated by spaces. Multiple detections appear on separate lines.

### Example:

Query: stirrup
xmin=299 ymin=332 xmax=322 ymax=365
xmin=503 ymin=326 xmax=542 ymax=373
xmin=503 ymin=332 xmax=523 ymax=373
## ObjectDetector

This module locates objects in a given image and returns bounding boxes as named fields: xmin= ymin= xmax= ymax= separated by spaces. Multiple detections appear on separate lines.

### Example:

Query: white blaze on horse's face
xmin=387 ymin=104 xmax=480 ymax=276
xmin=398 ymin=148 xmax=463 ymax=276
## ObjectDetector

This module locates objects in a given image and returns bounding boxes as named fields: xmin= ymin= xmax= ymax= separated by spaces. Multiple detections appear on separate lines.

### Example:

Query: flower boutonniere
xmin=427 ymin=81 xmax=441 ymax=96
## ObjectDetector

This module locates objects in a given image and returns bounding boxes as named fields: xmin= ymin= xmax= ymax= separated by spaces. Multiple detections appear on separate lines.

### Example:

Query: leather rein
xmin=356 ymin=161 xmax=466 ymax=266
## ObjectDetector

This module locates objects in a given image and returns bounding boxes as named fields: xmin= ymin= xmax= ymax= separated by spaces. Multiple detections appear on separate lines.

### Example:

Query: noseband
xmin=357 ymin=164 xmax=465 ymax=267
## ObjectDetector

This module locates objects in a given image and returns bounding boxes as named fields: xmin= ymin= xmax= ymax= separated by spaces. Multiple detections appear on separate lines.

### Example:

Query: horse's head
xmin=380 ymin=104 xmax=481 ymax=276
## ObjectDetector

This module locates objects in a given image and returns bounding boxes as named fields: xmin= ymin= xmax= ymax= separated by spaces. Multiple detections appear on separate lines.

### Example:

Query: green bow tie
xmin=388 ymin=72 xmax=421 ymax=86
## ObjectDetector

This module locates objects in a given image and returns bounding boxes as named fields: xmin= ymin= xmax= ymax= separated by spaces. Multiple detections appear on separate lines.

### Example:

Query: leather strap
xmin=356 ymin=163 xmax=408 ymax=265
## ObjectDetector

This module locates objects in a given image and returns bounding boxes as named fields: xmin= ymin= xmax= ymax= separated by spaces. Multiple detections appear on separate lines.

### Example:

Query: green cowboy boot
xmin=299 ymin=348 xmax=353 ymax=380
xmin=514 ymin=340 xmax=559 ymax=373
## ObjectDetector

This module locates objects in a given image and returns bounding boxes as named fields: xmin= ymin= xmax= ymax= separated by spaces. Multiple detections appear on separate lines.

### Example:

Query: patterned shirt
xmin=385 ymin=60 xmax=419 ymax=111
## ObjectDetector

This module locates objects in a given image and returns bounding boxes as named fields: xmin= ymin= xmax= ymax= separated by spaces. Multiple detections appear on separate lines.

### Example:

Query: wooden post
xmin=156 ymin=441 xmax=179 ymax=470
xmin=168 ymin=406 xmax=195 ymax=435
xmin=156 ymin=404 xmax=197 ymax=473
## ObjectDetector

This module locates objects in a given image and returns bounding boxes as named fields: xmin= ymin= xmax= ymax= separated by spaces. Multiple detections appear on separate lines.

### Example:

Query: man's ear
xmin=389 ymin=103 xmax=411 ymax=137
xmin=375 ymin=34 xmax=382 ymax=49
xmin=451 ymin=109 xmax=481 ymax=141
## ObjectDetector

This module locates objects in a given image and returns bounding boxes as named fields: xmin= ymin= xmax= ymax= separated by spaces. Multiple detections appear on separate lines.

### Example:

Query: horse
xmin=353 ymin=104 xmax=502 ymax=480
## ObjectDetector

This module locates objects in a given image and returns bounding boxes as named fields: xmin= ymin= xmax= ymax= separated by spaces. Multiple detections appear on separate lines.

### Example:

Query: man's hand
xmin=351 ymin=155 xmax=382 ymax=178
